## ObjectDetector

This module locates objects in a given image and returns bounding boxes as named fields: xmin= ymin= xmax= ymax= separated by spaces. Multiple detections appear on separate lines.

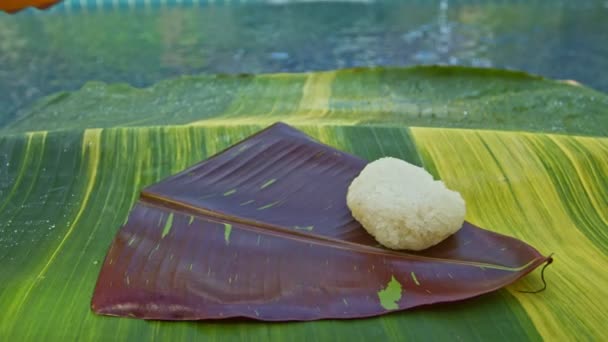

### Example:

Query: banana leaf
xmin=1 ymin=67 xmax=607 ymax=340
xmin=3 ymin=66 xmax=607 ymax=136
xmin=91 ymin=122 xmax=550 ymax=320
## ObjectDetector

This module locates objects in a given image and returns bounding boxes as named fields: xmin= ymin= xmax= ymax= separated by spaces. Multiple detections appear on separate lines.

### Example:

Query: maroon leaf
xmin=91 ymin=123 xmax=551 ymax=321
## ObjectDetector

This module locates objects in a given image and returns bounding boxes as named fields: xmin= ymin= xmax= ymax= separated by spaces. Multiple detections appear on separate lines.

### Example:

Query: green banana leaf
xmin=0 ymin=66 xmax=606 ymax=340
xmin=3 ymin=66 xmax=607 ymax=136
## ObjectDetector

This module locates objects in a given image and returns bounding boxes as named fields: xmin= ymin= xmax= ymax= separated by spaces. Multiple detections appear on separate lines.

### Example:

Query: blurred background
xmin=1 ymin=0 xmax=607 ymax=126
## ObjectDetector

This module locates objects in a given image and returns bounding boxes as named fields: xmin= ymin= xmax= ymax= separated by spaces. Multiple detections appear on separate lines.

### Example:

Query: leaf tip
xmin=517 ymin=254 xmax=554 ymax=294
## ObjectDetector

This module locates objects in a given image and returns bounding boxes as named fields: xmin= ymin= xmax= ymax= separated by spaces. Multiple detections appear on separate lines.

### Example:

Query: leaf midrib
xmin=140 ymin=189 xmax=547 ymax=273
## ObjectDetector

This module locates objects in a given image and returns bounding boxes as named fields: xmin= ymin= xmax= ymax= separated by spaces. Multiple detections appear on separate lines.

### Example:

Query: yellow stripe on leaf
xmin=411 ymin=127 xmax=608 ymax=340
xmin=5 ymin=128 xmax=102 ymax=332
xmin=297 ymin=71 xmax=336 ymax=119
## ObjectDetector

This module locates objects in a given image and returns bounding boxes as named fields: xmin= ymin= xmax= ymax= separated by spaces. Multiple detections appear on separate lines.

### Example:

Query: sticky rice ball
xmin=347 ymin=157 xmax=466 ymax=251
